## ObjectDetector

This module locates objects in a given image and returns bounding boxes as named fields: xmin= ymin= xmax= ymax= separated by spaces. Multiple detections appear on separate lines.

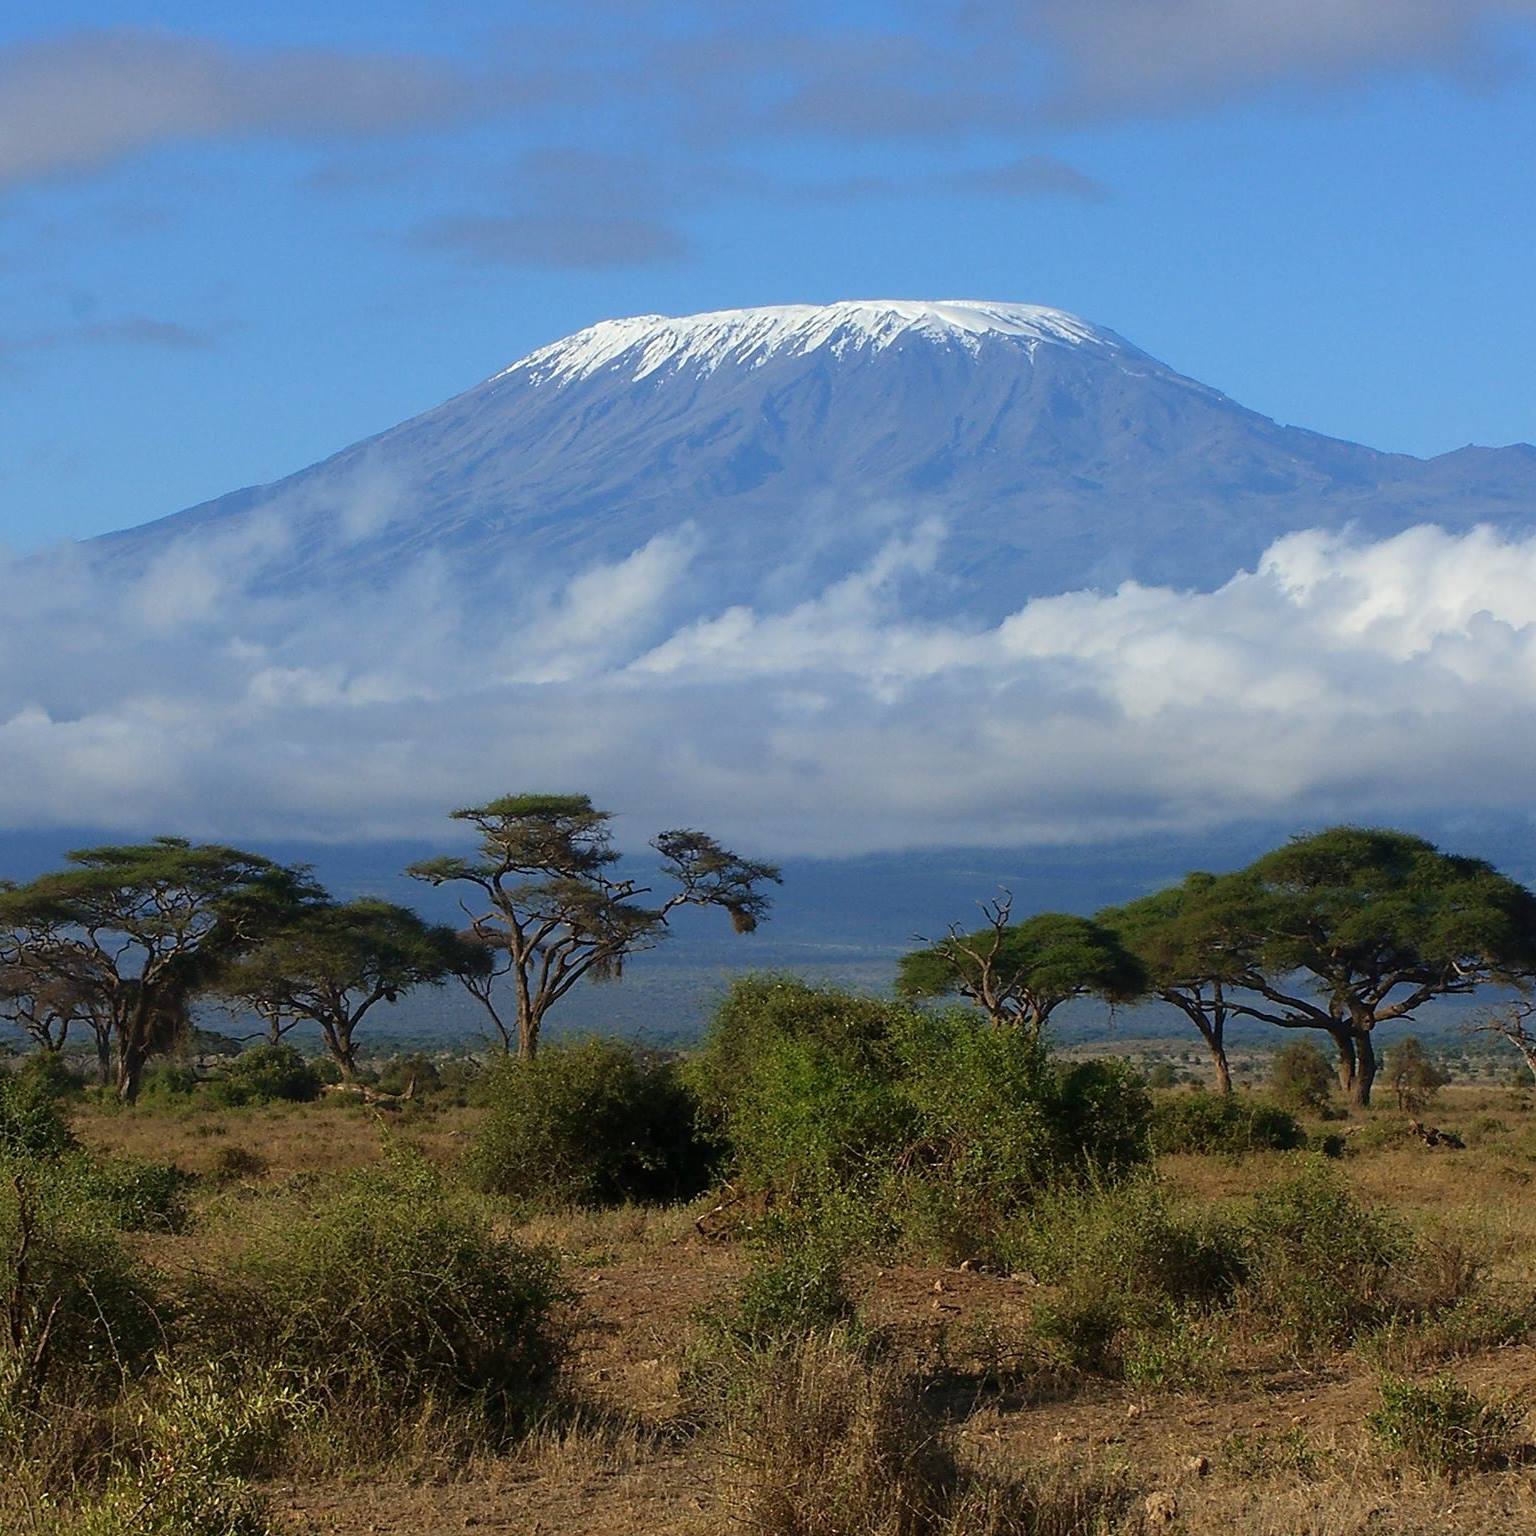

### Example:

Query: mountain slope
xmin=96 ymin=300 xmax=1536 ymax=618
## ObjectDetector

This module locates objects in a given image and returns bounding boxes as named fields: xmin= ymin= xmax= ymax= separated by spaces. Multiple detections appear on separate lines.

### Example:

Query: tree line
xmin=3 ymin=808 xmax=1534 ymax=1109
xmin=901 ymin=825 xmax=1536 ymax=1106
xmin=0 ymin=794 xmax=777 ymax=1102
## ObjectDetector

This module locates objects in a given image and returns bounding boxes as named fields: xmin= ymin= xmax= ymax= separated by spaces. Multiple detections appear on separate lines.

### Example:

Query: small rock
xmin=932 ymin=1278 xmax=946 ymax=1293
xmin=1144 ymin=1491 xmax=1178 ymax=1525
xmin=1184 ymin=1454 xmax=1210 ymax=1477
xmin=1126 ymin=1402 xmax=1144 ymax=1420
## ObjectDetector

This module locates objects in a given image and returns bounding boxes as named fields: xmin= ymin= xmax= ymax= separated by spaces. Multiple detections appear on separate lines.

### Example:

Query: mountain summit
xmin=502 ymin=300 xmax=1140 ymax=385
xmin=99 ymin=300 xmax=1536 ymax=614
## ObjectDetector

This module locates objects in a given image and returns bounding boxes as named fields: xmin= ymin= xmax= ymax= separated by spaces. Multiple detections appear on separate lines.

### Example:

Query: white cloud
xmin=3 ymin=516 xmax=1536 ymax=855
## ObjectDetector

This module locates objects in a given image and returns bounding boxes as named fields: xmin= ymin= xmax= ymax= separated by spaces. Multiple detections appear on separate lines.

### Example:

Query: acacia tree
xmin=1470 ymin=1001 xmax=1536 ymax=1085
xmin=0 ymin=839 xmax=319 ymax=1103
xmin=1099 ymin=873 xmax=1253 ymax=1095
xmin=897 ymin=898 xmax=1145 ymax=1042
xmin=1180 ymin=828 xmax=1536 ymax=1108
xmin=217 ymin=898 xmax=468 ymax=1079
xmin=1381 ymin=1035 xmax=1446 ymax=1112
xmin=0 ymin=895 xmax=110 ymax=1070
xmin=407 ymin=794 xmax=781 ymax=1058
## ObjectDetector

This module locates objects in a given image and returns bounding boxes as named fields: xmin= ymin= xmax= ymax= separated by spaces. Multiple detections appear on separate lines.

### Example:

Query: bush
xmin=1382 ymin=1036 xmax=1448 ymax=1114
xmin=1268 ymin=1041 xmax=1335 ymax=1113
xmin=1238 ymin=1158 xmax=1411 ymax=1352
xmin=60 ymin=1362 xmax=307 ymax=1536
xmin=376 ymin=1051 xmax=442 ymax=1097
xmin=694 ymin=979 xmax=1153 ymax=1259
xmin=51 ymin=1153 xmax=194 ymax=1232
xmin=220 ymin=1149 xmax=567 ymax=1424
xmin=1367 ymin=1374 xmax=1524 ymax=1478
xmin=139 ymin=1064 xmax=202 ymax=1101
xmin=726 ymin=1330 xmax=950 ymax=1536
xmin=725 ymin=1330 xmax=1137 ymax=1536
xmin=0 ymin=1065 xmax=78 ymax=1158
xmin=1148 ymin=1091 xmax=1305 ymax=1157
xmin=207 ymin=1044 xmax=321 ymax=1107
xmin=683 ymin=1234 xmax=862 ymax=1420
xmin=1006 ymin=1179 xmax=1241 ymax=1377
xmin=0 ymin=1161 xmax=164 ymax=1415
xmin=468 ymin=1038 xmax=716 ymax=1208
xmin=14 ymin=1050 xmax=86 ymax=1101
xmin=209 ymin=1144 xmax=269 ymax=1184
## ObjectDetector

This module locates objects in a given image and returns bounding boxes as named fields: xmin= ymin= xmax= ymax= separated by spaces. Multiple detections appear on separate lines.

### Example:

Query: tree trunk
xmin=94 ymin=1029 xmax=111 ymax=1087
xmin=323 ymin=1021 xmax=359 ymax=1081
xmin=518 ymin=1010 xmax=539 ymax=1059
xmin=1208 ymin=1040 xmax=1233 ymax=1096
xmin=1330 ymin=1027 xmax=1358 ymax=1100
xmin=115 ymin=1039 xmax=150 ymax=1104
xmin=1351 ymin=1030 xmax=1376 ymax=1108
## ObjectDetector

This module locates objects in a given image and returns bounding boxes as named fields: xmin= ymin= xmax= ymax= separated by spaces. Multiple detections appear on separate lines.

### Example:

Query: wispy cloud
xmin=1012 ymin=0 xmax=1536 ymax=116
xmin=0 ymin=29 xmax=480 ymax=190
xmin=409 ymin=212 xmax=688 ymax=271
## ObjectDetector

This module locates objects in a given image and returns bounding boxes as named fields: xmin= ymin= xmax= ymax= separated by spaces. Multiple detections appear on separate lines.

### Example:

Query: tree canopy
xmin=1099 ymin=872 xmax=1258 ymax=1095
xmin=0 ymin=839 xmax=320 ymax=1102
xmin=898 ymin=901 xmax=1144 ymax=1039
xmin=1124 ymin=828 xmax=1536 ymax=1105
xmin=217 ymin=898 xmax=468 ymax=1078
xmin=408 ymin=794 xmax=780 ymax=1056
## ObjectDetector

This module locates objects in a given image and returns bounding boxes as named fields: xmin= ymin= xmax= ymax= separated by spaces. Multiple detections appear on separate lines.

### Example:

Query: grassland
xmin=39 ymin=1075 xmax=1536 ymax=1536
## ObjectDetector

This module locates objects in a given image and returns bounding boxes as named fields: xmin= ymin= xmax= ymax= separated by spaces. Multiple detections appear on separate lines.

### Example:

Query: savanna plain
xmin=8 ymin=978 xmax=1536 ymax=1536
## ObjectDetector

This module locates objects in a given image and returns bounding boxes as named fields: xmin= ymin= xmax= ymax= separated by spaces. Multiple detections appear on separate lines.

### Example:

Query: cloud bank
xmin=4 ymin=511 xmax=1536 ymax=857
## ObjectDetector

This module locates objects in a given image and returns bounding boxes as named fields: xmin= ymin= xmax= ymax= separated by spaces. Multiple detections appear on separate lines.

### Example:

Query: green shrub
xmin=0 ymin=1065 xmax=78 ymax=1158
xmin=683 ymin=1234 xmax=863 ymax=1419
xmin=13 ymin=1050 xmax=86 ymax=1102
xmin=60 ymin=1361 xmax=306 ymax=1536
xmin=687 ymin=975 xmax=905 ymax=1129
xmin=208 ymin=1144 xmax=269 ymax=1184
xmin=0 ymin=1161 xmax=164 ymax=1415
xmin=725 ymin=1329 xmax=1136 ymax=1536
xmin=1367 ymin=1374 xmax=1523 ymax=1478
xmin=221 ymin=1149 xmax=567 ymax=1422
xmin=468 ymin=1038 xmax=715 ymax=1208
xmin=1268 ymin=1041 xmax=1336 ymax=1113
xmin=376 ymin=1051 xmax=442 ymax=1097
xmin=52 ymin=1153 xmax=194 ymax=1233
xmin=1221 ymin=1426 xmax=1320 ymax=1480
xmin=1364 ymin=1286 xmax=1536 ymax=1369
xmin=139 ymin=1064 xmax=202 ymax=1101
xmin=694 ymin=979 xmax=1153 ymax=1259
xmin=207 ymin=1044 xmax=321 ymax=1107
xmin=1148 ymin=1091 xmax=1305 ymax=1156
xmin=1007 ymin=1179 xmax=1240 ymax=1376
xmin=1238 ymin=1158 xmax=1411 ymax=1351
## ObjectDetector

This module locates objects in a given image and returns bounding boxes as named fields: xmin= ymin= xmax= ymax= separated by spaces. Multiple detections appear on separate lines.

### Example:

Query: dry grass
xmin=36 ymin=1082 xmax=1536 ymax=1536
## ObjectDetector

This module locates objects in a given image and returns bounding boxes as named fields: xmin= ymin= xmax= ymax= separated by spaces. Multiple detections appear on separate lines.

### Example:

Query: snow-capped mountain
xmin=96 ymin=299 xmax=1536 ymax=617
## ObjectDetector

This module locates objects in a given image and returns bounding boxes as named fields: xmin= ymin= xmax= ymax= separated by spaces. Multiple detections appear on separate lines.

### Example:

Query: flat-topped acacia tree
xmin=407 ymin=794 xmax=781 ymax=1058
xmin=1099 ymin=873 xmax=1254 ymax=1096
xmin=217 ymin=898 xmax=470 ymax=1079
xmin=1175 ymin=828 xmax=1536 ymax=1107
xmin=897 ymin=899 xmax=1145 ymax=1043
xmin=0 ymin=839 xmax=320 ymax=1103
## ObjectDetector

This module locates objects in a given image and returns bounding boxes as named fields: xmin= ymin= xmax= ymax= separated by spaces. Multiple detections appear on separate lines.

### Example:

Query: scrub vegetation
xmin=6 ymin=811 xmax=1536 ymax=1534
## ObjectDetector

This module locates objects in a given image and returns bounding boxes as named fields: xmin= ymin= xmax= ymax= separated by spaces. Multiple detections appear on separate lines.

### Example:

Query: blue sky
xmin=3 ymin=0 xmax=1536 ymax=548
